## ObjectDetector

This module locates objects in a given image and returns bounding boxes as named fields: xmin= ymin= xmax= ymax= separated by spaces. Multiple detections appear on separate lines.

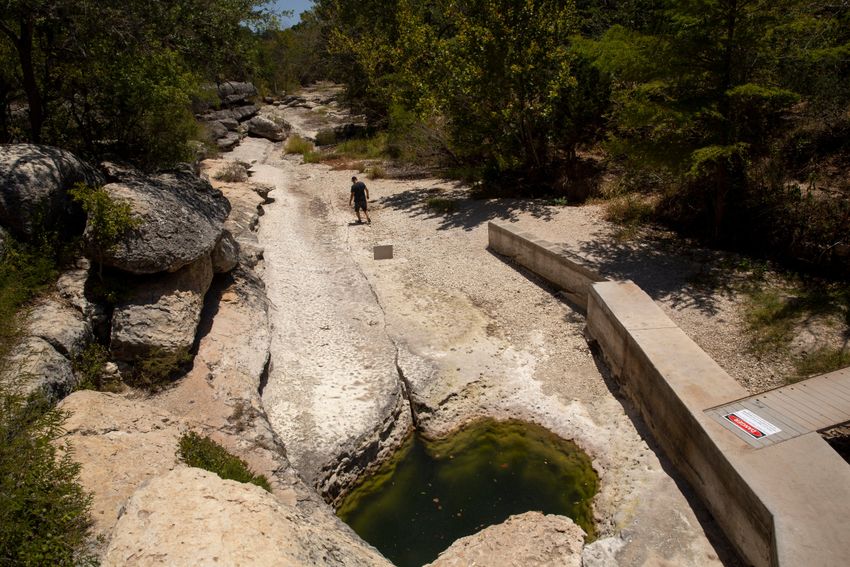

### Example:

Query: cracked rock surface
xmin=243 ymin=100 xmax=737 ymax=564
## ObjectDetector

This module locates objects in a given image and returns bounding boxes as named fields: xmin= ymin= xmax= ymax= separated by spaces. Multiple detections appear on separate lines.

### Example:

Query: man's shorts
xmin=354 ymin=199 xmax=368 ymax=212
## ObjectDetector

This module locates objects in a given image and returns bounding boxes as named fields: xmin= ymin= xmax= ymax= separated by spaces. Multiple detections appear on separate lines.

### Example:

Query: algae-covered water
xmin=336 ymin=419 xmax=598 ymax=567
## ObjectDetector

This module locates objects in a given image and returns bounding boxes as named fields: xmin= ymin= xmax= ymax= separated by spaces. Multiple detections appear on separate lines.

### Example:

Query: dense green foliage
xmin=305 ymin=0 xmax=849 ymax=273
xmin=0 ymin=389 xmax=94 ymax=566
xmin=0 ymin=0 xmax=274 ymax=166
xmin=0 ymin=237 xmax=61 ymax=361
xmin=178 ymin=432 xmax=272 ymax=492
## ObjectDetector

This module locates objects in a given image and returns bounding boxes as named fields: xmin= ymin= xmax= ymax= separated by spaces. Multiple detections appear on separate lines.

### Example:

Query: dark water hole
xmin=336 ymin=419 xmax=598 ymax=567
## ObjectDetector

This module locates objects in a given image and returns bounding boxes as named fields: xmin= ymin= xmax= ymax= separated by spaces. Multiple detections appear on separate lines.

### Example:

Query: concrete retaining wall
xmin=488 ymin=222 xmax=850 ymax=567
xmin=487 ymin=222 xmax=604 ymax=309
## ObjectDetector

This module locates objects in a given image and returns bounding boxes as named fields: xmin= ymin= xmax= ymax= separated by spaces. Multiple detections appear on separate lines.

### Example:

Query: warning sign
xmin=724 ymin=409 xmax=782 ymax=439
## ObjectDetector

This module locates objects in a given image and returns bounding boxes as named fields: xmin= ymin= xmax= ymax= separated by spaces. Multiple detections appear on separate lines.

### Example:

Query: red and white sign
xmin=724 ymin=409 xmax=781 ymax=439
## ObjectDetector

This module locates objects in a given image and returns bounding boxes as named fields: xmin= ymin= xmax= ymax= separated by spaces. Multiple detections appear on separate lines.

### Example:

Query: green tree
xmin=0 ymin=0 xmax=273 ymax=166
xmin=0 ymin=389 xmax=94 ymax=566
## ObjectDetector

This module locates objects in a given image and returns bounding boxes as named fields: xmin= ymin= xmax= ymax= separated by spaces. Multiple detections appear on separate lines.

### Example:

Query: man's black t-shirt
xmin=351 ymin=181 xmax=367 ymax=202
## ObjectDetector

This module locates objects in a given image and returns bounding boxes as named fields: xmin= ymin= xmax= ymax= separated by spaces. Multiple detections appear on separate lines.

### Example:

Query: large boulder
xmin=27 ymin=295 xmax=93 ymax=358
xmin=1 ymin=336 xmax=77 ymax=403
xmin=217 ymin=132 xmax=241 ymax=150
xmin=110 ymin=254 xmax=214 ymax=362
xmin=0 ymin=144 xmax=103 ymax=239
xmin=104 ymin=467 xmax=393 ymax=567
xmin=55 ymin=258 xmax=108 ymax=334
xmin=216 ymin=81 xmax=258 ymax=106
xmin=426 ymin=512 xmax=585 ymax=567
xmin=57 ymin=391 xmax=185 ymax=538
xmin=246 ymin=115 xmax=290 ymax=142
xmin=93 ymin=169 xmax=229 ymax=274
xmin=205 ymin=104 xmax=259 ymax=123
xmin=211 ymin=230 xmax=239 ymax=273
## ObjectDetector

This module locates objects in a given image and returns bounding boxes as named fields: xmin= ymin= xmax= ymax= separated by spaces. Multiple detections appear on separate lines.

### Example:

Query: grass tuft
xmin=425 ymin=196 xmax=458 ymax=213
xmin=284 ymin=134 xmax=315 ymax=155
xmin=794 ymin=348 xmax=850 ymax=381
xmin=214 ymin=162 xmax=248 ymax=183
xmin=178 ymin=432 xmax=271 ymax=492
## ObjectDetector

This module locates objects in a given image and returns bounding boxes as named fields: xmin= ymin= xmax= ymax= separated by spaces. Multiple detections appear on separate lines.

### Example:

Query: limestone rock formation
xmin=57 ymin=391 xmax=185 ymax=538
xmin=205 ymin=119 xmax=228 ymax=141
xmin=93 ymin=168 xmax=229 ymax=274
xmin=426 ymin=512 xmax=585 ymax=567
xmin=110 ymin=254 xmax=214 ymax=361
xmin=104 ymin=467 xmax=393 ymax=567
xmin=217 ymin=132 xmax=241 ymax=150
xmin=216 ymin=81 xmax=258 ymax=106
xmin=206 ymin=104 xmax=259 ymax=123
xmin=0 ymin=144 xmax=103 ymax=239
xmin=2 ymin=336 xmax=77 ymax=402
xmin=27 ymin=295 xmax=92 ymax=357
xmin=211 ymin=230 xmax=239 ymax=273
xmin=247 ymin=115 xmax=290 ymax=142
xmin=55 ymin=258 xmax=108 ymax=332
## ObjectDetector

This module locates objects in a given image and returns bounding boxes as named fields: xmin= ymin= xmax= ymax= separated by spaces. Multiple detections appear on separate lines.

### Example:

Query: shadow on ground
xmin=570 ymin=232 xmax=741 ymax=317
xmin=378 ymin=186 xmax=556 ymax=232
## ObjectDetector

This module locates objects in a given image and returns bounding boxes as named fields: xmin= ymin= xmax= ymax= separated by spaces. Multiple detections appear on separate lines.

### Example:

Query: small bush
xmin=178 ymin=432 xmax=272 ymax=492
xmin=425 ymin=197 xmax=458 ymax=213
xmin=126 ymin=347 xmax=191 ymax=392
xmin=0 ymin=388 xmax=95 ymax=565
xmin=214 ymin=162 xmax=248 ymax=183
xmin=284 ymin=134 xmax=315 ymax=155
xmin=315 ymin=129 xmax=337 ymax=146
xmin=69 ymin=184 xmax=140 ymax=278
xmin=0 ymin=238 xmax=59 ymax=362
xmin=366 ymin=165 xmax=386 ymax=179
xmin=73 ymin=343 xmax=121 ymax=392
xmin=604 ymin=194 xmax=656 ymax=225
xmin=332 ymin=134 xmax=387 ymax=160
xmin=303 ymin=151 xmax=323 ymax=164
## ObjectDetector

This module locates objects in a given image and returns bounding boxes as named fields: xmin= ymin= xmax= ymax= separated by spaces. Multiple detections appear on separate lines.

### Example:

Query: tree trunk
xmin=16 ymin=17 xmax=44 ymax=143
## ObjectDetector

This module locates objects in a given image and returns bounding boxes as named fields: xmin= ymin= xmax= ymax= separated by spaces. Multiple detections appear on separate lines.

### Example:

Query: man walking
xmin=349 ymin=176 xmax=371 ymax=224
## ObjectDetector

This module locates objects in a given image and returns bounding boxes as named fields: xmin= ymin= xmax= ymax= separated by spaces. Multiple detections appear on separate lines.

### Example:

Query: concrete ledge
xmin=588 ymin=281 xmax=850 ymax=567
xmin=488 ymin=222 xmax=604 ymax=308
xmin=490 ymin=225 xmax=850 ymax=566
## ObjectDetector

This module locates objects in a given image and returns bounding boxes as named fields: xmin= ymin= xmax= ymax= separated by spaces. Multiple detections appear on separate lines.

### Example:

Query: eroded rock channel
xmin=241 ymin=85 xmax=738 ymax=566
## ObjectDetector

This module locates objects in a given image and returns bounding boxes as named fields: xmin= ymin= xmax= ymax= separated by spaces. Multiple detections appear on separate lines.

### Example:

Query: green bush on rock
xmin=178 ymin=432 xmax=272 ymax=492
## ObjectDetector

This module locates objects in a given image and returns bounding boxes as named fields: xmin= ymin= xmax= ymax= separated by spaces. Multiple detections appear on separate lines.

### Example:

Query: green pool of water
xmin=336 ymin=419 xmax=598 ymax=567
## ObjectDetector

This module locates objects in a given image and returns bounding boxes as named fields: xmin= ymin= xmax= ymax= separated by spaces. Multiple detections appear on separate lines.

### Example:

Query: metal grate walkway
xmin=705 ymin=366 xmax=850 ymax=448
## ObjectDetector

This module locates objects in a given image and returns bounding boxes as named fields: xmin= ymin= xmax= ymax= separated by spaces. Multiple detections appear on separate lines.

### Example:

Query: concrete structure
xmin=488 ymin=221 xmax=850 ymax=567
xmin=487 ymin=222 xmax=604 ymax=308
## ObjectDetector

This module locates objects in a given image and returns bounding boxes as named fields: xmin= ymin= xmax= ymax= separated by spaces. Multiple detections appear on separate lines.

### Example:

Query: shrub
xmin=303 ymin=150 xmax=323 ymax=164
xmin=315 ymin=129 xmax=337 ymax=146
xmin=214 ymin=162 xmax=248 ymax=183
xmin=425 ymin=197 xmax=458 ymax=213
xmin=0 ymin=238 xmax=59 ymax=361
xmin=794 ymin=348 xmax=850 ymax=381
xmin=366 ymin=165 xmax=386 ymax=179
xmin=69 ymin=184 xmax=140 ymax=278
xmin=0 ymin=388 xmax=94 ymax=566
xmin=178 ymin=432 xmax=271 ymax=492
xmin=604 ymin=193 xmax=656 ymax=225
xmin=284 ymin=134 xmax=315 ymax=155
xmin=126 ymin=348 xmax=191 ymax=392
xmin=73 ymin=343 xmax=121 ymax=392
